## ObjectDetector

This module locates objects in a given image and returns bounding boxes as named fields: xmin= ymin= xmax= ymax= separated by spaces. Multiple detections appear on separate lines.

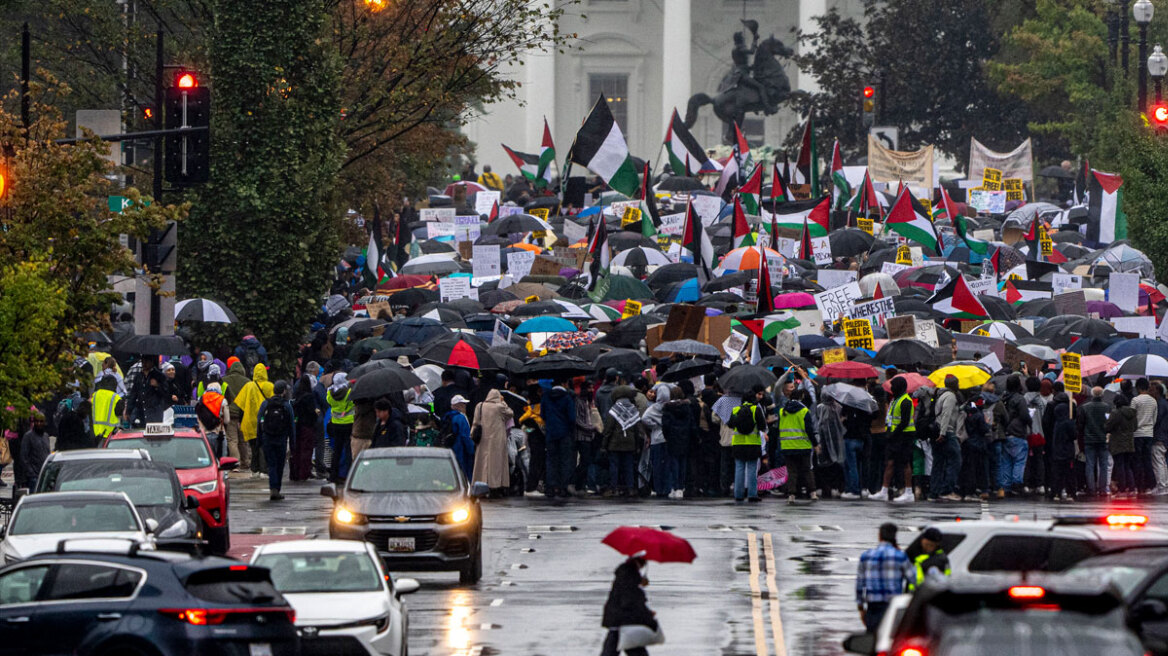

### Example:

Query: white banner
xmin=815 ymin=282 xmax=863 ymax=321
xmin=507 ymin=251 xmax=535 ymax=280
xmin=968 ymin=137 xmax=1034 ymax=183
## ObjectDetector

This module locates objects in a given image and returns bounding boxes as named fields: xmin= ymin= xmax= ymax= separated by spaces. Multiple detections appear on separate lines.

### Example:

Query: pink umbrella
xmin=1081 ymin=355 xmax=1119 ymax=377
xmin=443 ymin=180 xmax=487 ymax=196
xmin=774 ymin=292 xmax=815 ymax=309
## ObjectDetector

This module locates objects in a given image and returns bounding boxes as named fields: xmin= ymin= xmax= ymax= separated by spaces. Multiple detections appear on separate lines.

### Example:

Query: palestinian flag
xmin=587 ymin=215 xmax=611 ymax=290
xmin=946 ymin=188 xmax=987 ymax=255
xmin=486 ymin=200 xmax=499 ymax=224
xmin=830 ymin=140 xmax=850 ymax=209
xmin=771 ymin=159 xmax=790 ymax=205
xmin=1087 ymin=170 xmax=1125 ymax=245
xmin=737 ymin=164 xmax=763 ymax=215
xmin=569 ymin=96 xmax=640 ymax=197
xmin=502 ymin=144 xmax=547 ymax=186
xmin=885 ymin=187 xmax=939 ymax=250
xmin=534 ymin=118 xmax=556 ymax=189
xmin=846 ymin=169 xmax=884 ymax=220
xmin=1023 ymin=218 xmax=1042 ymax=261
xmin=734 ymin=121 xmax=753 ymax=179
xmin=732 ymin=197 xmax=754 ymax=249
xmin=714 ymin=154 xmax=739 ymax=197
xmin=638 ymin=160 xmax=660 ymax=238
xmin=664 ymin=109 xmax=713 ymax=177
xmin=928 ymin=275 xmax=989 ymax=319
xmin=988 ymin=247 xmax=1004 ymax=276
xmin=1073 ymin=158 xmax=1090 ymax=206
xmin=756 ymin=241 xmax=775 ymax=314
xmin=363 ymin=211 xmax=388 ymax=286
xmin=798 ymin=219 xmax=814 ymax=260
xmin=680 ymin=199 xmax=714 ymax=280
xmin=1004 ymin=279 xmax=1053 ymax=305
xmin=795 ymin=118 xmax=818 ymax=192
xmin=716 ymin=123 xmax=753 ymax=198
xmin=769 ymin=196 xmax=831 ymax=236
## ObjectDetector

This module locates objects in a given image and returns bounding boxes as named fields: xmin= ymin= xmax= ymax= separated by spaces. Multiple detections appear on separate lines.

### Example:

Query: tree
xmin=0 ymin=260 xmax=68 ymax=421
xmin=178 ymin=0 xmax=345 ymax=375
xmin=793 ymin=1 xmax=1028 ymax=165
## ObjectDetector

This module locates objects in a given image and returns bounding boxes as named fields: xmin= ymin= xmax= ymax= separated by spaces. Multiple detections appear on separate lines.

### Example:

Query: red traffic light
xmin=176 ymin=73 xmax=197 ymax=89
xmin=1153 ymin=104 xmax=1168 ymax=124
xmin=143 ymin=107 xmax=154 ymax=120
xmin=863 ymin=86 xmax=876 ymax=98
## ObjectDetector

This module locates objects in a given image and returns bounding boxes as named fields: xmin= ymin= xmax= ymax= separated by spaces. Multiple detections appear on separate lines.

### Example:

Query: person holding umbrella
xmin=599 ymin=525 xmax=693 ymax=655
xmin=600 ymin=552 xmax=657 ymax=656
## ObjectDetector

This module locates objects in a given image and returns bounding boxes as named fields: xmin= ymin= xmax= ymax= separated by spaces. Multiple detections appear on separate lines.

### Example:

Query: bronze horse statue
xmin=684 ymin=35 xmax=794 ymax=145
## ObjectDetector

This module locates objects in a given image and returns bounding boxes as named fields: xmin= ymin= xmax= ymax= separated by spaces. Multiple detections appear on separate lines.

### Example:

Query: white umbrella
xmin=400 ymin=253 xmax=461 ymax=275
xmin=175 ymin=298 xmax=237 ymax=323
xmin=411 ymin=364 xmax=444 ymax=392
xmin=822 ymin=382 xmax=877 ymax=412
xmin=551 ymin=299 xmax=593 ymax=320
xmin=1114 ymin=354 xmax=1168 ymax=379
xmin=611 ymin=247 xmax=671 ymax=268
xmin=858 ymin=273 xmax=899 ymax=298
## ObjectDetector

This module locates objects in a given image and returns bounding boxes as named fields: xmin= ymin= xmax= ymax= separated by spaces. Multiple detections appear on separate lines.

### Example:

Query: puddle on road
xmin=792 ymin=583 xmax=832 ymax=600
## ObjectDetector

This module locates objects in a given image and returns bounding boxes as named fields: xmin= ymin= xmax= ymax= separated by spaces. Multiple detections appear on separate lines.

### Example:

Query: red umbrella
xmin=882 ymin=372 xmax=935 ymax=395
xmin=418 ymin=335 xmax=497 ymax=371
xmin=378 ymin=274 xmax=435 ymax=291
xmin=817 ymin=361 xmax=881 ymax=379
xmin=602 ymin=526 xmax=696 ymax=563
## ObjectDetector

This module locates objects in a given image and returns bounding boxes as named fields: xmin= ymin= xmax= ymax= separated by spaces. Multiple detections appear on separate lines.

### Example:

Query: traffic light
xmin=164 ymin=70 xmax=210 ymax=186
xmin=142 ymin=105 xmax=155 ymax=122
xmin=1151 ymin=103 xmax=1168 ymax=131
xmin=862 ymin=85 xmax=877 ymax=127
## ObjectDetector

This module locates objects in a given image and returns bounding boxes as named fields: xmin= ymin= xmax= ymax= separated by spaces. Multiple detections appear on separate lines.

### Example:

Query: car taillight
xmin=1107 ymin=514 xmax=1149 ymax=530
xmin=1008 ymin=586 xmax=1046 ymax=600
xmin=159 ymin=607 xmax=295 ymax=625
xmin=899 ymin=648 xmax=925 ymax=656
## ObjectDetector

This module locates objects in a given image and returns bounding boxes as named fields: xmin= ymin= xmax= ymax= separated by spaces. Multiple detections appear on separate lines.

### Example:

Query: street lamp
xmin=1151 ymin=44 xmax=1168 ymax=103
xmin=1108 ymin=0 xmax=1121 ymax=65
xmin=1122 ymin=0 xmax=1133 ymax=76
xmin=1135 ymin=0 xmax=1154 ymax=110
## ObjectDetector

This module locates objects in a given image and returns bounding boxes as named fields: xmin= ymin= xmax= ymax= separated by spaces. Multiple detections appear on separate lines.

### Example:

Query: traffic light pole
xmin=149 ymin=26 xmax=164 ymax=336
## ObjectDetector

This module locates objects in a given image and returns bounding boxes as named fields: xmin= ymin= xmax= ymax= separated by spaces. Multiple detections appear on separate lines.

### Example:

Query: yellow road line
xmin=763 ymin=532 xmax=788 ymax=656
xmin=747 ymin=532 xmax=768 ymax=656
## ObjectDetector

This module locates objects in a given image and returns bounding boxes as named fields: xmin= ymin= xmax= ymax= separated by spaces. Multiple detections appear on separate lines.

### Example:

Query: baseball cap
xmin=451 ymin=395 xmax=469 ymax=406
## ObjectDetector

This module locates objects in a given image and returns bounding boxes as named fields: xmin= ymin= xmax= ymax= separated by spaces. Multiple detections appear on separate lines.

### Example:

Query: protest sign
xmin=886 ymin=315 xmax=917 ymax=341
xmin=909 ymin=246 xmax=924 ymax=267
xmin=525 ymin=295 xmax=540 ymax=304
xmin=1052 ymin=273 xmax=1082 ymax=296
xmin=915 ymin=318 xmax=939 ymax=347
xmin=1112 ymin=316 xmax=1157 ymax=338
xmin=810 ymin=236 xmax=833 ymax=266
xmin=1061 ymin=353 xmax=1082 ymax=394
xmin=848 ymin=297 xmax=896 ymax=324
xmin=776 ymin=237 xmax=798 ymax=259
xmin=881 ymin=261 xmax=910 ymax=276
xmin=792 ymin=310 xmax=824 ymax=337
xmin=968 ymin=189 xmax=1007 ymax=213
xmin=507 ymin=251 xmax=535 ymax=280
xmin=528 ymin=207 xmax=550 ymax=220
xmin=895 ymin=244 xmax=912 ymax=265
xmin=844 ymin=319 xmax=874 ymax=350
xmin=439 ymin=277 xmax=474 ymax=302
xmin=953 ymin=332 xmax=1005 ymax=360
xmin=822 ymin=347 xmax=847 ymax=364
xmin=857 ymin=217 xmax=874 ymax=235
xmin=1110 ymin=272 xmax=1141 ymax=312
xmin=818 ymin=269 xmax=858 ymax=291
xmin=690 ymin=195 xmax=723 ymax=226
xmin=471 ymin=244 xmax=501 ymax=278
xmin=458 ymin=241 xmax=473 ymax=261
xmin=622 ymin=300 xmax=642 ymax=319
xmin=562 ymin=219 xmax=588 ymax=245
xmin=815 ymin=282 xmax=863 ymax=321
xmin=426 ymin=222 xmax=456 ymax=239
xmin=967 ymin=276 xmax=996 ymax=298
xmin=1052 ymin=290 xmax=1087 ymax=317
xmin=491 ymin=319 xmax=512 ymax=348
xmin=657 ymin=212 xmax=685 ymax=236
xmin=531 ymin=256 xmax=564 ymax=276
xmin=969 ymin=138 xmax=1034 ymax=184
xmin=978 ymin=352 xmax=1003 ymax=374
xmin=722 ymin=333 xmax=748 ymax=363
xmin=620 ymin=206 xmax=642 ymax=227
xmin=419 ymin=207 xmax=456 ymax=222
xmin=474 ymin=191 xmax=500 ymax=216
xmin=867 ymin=135 xmax=934 ymax=190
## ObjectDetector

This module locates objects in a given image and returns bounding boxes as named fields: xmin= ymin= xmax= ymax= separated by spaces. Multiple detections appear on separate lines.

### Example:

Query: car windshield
xmin=1065 ymin=563 xmax=1155 ymax=597
xmin=935 ymin=617 xmax=1142 ymax=656
xmin=50 ymin=463 xmax=177 ymax=507
xmin=254 ymin=552 xmax=382 ymax=593
xmin=347 ymin=456 xmax=458 ymax=493
xmin=110 ymin=438 xmax=212 ymax=470
xmin=10 ymin=499 xmax=139 ymax=535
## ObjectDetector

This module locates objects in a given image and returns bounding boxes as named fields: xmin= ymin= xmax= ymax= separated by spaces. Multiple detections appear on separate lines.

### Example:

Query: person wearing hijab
xmin=327 ymin=372 xmax=355 ymax=482
xmin=197 ymin=381 xmax=230 ymax=458
xmin=194 ymin=352 xmax=216 ymax=398
xmin=600 ymin=553 xmax=658 ymax=656
xmin=222 ymin=361 xmax=252 ymax=469
xmin=641 ymin=383 xmax=672 ymax=498
xmin=235 ymin=363 xmax=274 ymax=477
xmin=472 ymin=389 xmax=515 ymax=495
xmin=290 ymin=375 xmax=320 ymax=481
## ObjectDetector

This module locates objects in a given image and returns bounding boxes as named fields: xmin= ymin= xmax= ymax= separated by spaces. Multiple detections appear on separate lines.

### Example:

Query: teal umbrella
xmin=598 ymin=275 xmax=655 ymax=302
xmin=515 ymin=316 xmax=577 ymax=334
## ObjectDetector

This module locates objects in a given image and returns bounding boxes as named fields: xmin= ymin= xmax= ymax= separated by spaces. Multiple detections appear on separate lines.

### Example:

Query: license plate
xmin=386 ymin=537 xmax=415 ymax=552
xmin=249 ymin=644 xmax=273 ymax=656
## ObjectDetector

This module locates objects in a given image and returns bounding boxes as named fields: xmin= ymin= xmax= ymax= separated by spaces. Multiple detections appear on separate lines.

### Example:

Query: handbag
xmin=0 ymin=437 xmax=10 ymax=466
xmin=617 ymin=624 xmax=665 ymax=651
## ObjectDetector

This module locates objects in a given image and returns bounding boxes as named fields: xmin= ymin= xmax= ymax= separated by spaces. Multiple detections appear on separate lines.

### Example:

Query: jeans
xmin=998 ymin=437 xmax=1028 ymax=490
xmin=668 ymin=453 xmax=687 ymax=494
xmin=544 ymin=438 xmax=575 ymax=494
xmin=1153 ymin=442 xmax=1168 ymax=490
xmin=328 ymin=423 xmax=352 ymax=482
xmin=574 ymin=439 xmax=597 ymax=491
xmin=262 ymin=437 xmax=287 ymax=492
xmin=864 ymin=601 xmax=890 ymax=634
xmin=843 ymin=438 xmax=866 ymax=495
xmin=1113 ymin=451 xmax=1136 ymax=492
xmin=929 ymin=434 xmax=962 ymax=497
xmin=608 ymin=451 xmax=636 ymax=491
xmin=650 ymin=443 xmax=672 ymax=497
xmin=1085 ymin=443 xmax=1112 ymax=495
xmin=734 ymin=457 xmax=759 ymax=500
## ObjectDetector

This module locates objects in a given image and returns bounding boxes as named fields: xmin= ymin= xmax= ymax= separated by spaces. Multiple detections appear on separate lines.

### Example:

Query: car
xmin=102 ymin=423 xmax=238 ymax=554
xmin=251 ymin=539 xmax=419 ymax=656
xmin=1065 ymin=545 xmax=1168 ymax=655
xmin=0 ymin=491 xmax=152 ymax=564
xmin=34 ymin=455 xmax=202 ymax=545
xmin=902 ymin=514 xmax=1168 ymax=576
xmin=844 ymin=574 xmax=1146 ymax=656
xmin=0 ymin=543 xmax=298 ymax=656
xmin=871 ymin=594 xmax=911 ymax=656
xmin=322 ymin=447 xmax=489 ymax=584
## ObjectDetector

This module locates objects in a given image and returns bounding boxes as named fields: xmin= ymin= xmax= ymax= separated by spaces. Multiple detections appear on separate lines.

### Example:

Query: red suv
xmin=102 ymin=424 xmax=237 ymax=554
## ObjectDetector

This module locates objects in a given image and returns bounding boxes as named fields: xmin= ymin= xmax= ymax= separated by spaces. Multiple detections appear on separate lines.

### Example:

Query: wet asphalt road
xmin=227 ymin=474 xmax=1168 ymax=656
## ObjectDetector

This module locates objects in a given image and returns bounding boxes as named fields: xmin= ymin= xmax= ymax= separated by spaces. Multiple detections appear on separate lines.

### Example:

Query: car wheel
xmin=459 ymin=545 xmax=482 ymax=584
xmin=206 ymin=521 xmax=231 ymax=556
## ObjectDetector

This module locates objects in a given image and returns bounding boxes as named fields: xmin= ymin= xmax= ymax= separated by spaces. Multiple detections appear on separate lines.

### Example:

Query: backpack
xmin=438 ymin=412 xmax=458 ymax=449
xmin=242 ymin=344 xmax=263 ymax=373
xmin=196 ymin=400 xmax=222 ymax=431
xmin=915 ymin=394 xmax=939 ymax=440
xmin=261 ymin=400 xmax=292 ymax=437
xmin=731 ymin=404 xmax=758 ymax=434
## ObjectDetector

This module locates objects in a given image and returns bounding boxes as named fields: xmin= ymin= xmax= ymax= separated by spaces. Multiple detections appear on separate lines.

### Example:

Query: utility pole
xmin=21 ymin=23 xmax=30 ymax=133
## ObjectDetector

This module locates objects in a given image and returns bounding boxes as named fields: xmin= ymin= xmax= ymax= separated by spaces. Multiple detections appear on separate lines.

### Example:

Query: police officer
xmin=90 ymin=375 xmax=125 ymax=440
xmin=908 ymin=527 xmax=951 ymax=591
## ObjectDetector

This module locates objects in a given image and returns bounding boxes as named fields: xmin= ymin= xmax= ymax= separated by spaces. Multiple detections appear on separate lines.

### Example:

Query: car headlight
xmin=358 ymin=612 xmax=391 ymax=633
xmin=437 ymin=507 xmax=470 ymax=524
xmin=157 ymin=521 xmax=190 ymax=539
xmin=334 ymin=507 xmax=367 ymax=525
xmin=185 ymin=479 xmax=218 ymax=495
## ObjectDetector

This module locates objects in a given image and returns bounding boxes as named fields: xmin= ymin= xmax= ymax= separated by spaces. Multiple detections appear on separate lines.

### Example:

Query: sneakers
xmin=869 ymin=487 xmax=889 ymax=501
xmin=861 ymin=489 xmax=870 ymax=499
xmin=269 ymin=491 xmax=285 ymax=501
xmin=892 ymin=490 xmax=915 ymax=504
xmin=668 ymin=490 xmax=684 ymax=499
xmin=941 ymin=493 xmax=962 ymax=502
xmin=787 ymin=495 xmax=796 ymax=505
xmin=840 ymin=492 xmax=862 ymax=500
xmin=526 ymin=490 xmax=544 ymax=498
xmin=809 ymin=491 xmax=820 ymax=501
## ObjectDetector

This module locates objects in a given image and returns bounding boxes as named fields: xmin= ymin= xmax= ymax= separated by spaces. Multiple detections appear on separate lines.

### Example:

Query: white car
xmin=251 ymin=539 xmax=418 ymax=656
xmin=0 ymin=491 xmax=155 ymax=564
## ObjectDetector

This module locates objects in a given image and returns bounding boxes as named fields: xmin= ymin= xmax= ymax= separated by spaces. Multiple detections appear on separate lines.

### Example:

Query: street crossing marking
xmin=762 ymin=533 xmax=788 ymax=656
xmin=490 ymin=599 xmax=504 ymax=607
xmin=746 ymin=532 xmax=769 ymax=656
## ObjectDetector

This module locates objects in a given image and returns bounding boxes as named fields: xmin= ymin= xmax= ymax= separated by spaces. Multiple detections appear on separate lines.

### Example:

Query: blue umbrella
xmin=515 ymin=316 xmax=577 ymax=334
xmin=1103 ymin=338 xmax=1168 ymax=360
xmin=661 ymin=278 xmax=700 ymax=303
xmin=799 ymin=334 xmax=839 ymax=353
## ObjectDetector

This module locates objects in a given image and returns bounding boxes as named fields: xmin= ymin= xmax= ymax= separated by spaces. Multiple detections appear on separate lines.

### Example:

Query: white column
xmin=661 ymin=0 xmax=692 ymax=128
xmin=525 ymin=0 xmax=556 ymax=152
xmin=798 ymin=0 xmax=827 ymax=94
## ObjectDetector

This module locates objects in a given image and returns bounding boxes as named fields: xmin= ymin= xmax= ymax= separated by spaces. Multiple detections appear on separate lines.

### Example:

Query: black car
xmin=0 ymin=543 xmax=298 ymax=656
xmin=35 ymin=458 xmax=202 ymax=543
xmin=1065 ymin=545 xmax=1168 ymax=655
xmin=322 ymin=447 xmax=488 ymax=584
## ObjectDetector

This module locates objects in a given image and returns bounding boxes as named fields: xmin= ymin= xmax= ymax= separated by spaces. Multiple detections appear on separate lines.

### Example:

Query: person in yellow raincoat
xmin=235 ymin=364 xmax=274 ymax=476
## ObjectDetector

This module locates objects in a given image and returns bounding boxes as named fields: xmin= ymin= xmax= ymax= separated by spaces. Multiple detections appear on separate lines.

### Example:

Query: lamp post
xmin=1136 ymin=0 xmax=1154 ymax=110
xmin=1123 ymin=0 xmax=1133 ymax=76
xmin=1151 ymin=44 xmax=1168 ymax=103
xmin=1109 ymin=0 xmax=1121 ymax=65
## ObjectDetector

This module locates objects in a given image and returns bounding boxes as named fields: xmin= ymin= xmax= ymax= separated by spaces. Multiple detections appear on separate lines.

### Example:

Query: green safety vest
xmin=91 ymin=389 xmax=121 ymax=438
xmin=887 ymin=393 xmax=916 ymax=433
xmin=908 ymin=549 xmax=950 ymax=591
xmin=730 ymin=403 xmax=762 ymax=447
xmin=777 ymin=406 xmax=811 ymax=451
xmin=328 ymin=388 xmax=355 ymax=425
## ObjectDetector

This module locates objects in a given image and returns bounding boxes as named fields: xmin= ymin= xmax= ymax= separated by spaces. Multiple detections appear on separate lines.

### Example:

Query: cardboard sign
xmin=895 ymin=244 xmax=912 ymax=265
xmin=1110 ymin=272 xmax=1141 ymax=312
xmin=458 ymin=241 xmax=473 ymax=261
xmin=818 ymin=269 xmax=858 ymax=291
xmin=419 ymin=207 xmax=456 ymax=222
xmin=439 ymin=276 xmax=474 ymax=302
xmin=822 ymin=347 xmax=847 ymax=364
xmin=844 ymin=319 xmax=874 ymax=350
xmin=881 ymin=261 xmax=910 ymax=276
xmin=810 ymin=236 xmax=833 ymax=266
xmin=471 ymin=244 xmax=501 ymax=278
xmin=857 ymin=217 xmax=874 ymax=235
xmin=1061 ymin=352 xmax=1082 ymax=393
xmin=525 ymin=294 xmax=540 ymax=304
xmin=475 ymin=191 xmax=501 ymax=216
xmin=366 ymin=299 xmax=392 ymax=320
xmin=507 ymin=251 xmax=535 ymax=279
xmin=1052 ymin=273 xmax=1082 ymax=296
xmin=530 ymin=255 xmax=564 ymax=276
xmin=528 ymin=207 xmax=550 ymax=220
xmin=1052 ymin=290 xmax=1088 ymax=317
xmin=815 ymin=282 xmax=863 ymax=321
xmin=953 ymin=332 xmax=1005 ymax=360
xmin=886 ymin=315 xmax=917 ymax=341
xmin=621 ymin=206 xmax=642 ymax=227
xmin=492 ymin=319 xmax=512 ymax=348
xmin=622 ymin=300 xmax=642 ymax=319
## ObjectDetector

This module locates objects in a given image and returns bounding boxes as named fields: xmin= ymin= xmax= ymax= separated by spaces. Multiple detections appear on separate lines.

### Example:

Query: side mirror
xmin=145 ymin=518 xmax=160 ymax=534
xmin=396 ymin=578 xmax=420 ymax=595
xmin=320 ymin=484 xmax=338 ymax=500
xmin=1133 ymin=599 xmax=1168 ymax=623
xmin=218 ymin=457 xmax=239 ymax=472
xmin=842 ymin=633 xmax=876 ymax=655
xmin=470 ymin=482 xmax=490 ymax=499
xmin=0 ymin=525 xmax=7 ymax=539
xmin=185 ymin=495 xmax=201 ymax=510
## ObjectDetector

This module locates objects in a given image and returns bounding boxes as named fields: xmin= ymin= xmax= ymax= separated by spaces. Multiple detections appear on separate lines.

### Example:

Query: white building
xmin=463 ymin=0 xmax=864 ymax=177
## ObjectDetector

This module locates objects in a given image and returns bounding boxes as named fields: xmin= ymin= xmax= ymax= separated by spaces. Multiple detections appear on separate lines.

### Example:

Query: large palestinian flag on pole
xmin=664 ymin=109 xmax=713 ymax=176
xmin=928 ymin=275 xmax=990 ymax=319
xmin=769 ymin=196 xmax=831 ymax=236
xmin=569 ymin=96 xmax=640 ymax=197
xmin=1086 ymin=169 xmax=1126 ymax=244
xmin=737 ymin=164 xmax=763 ymax=215
xmin=502 ymin=144 xmax=549 ymax=186
xmin=830 ymin=139 xmax=850 ymax=209
xmin=534 ymin=118 xmax=556 ymax=189
xmin=885 ymin=187 xmax=939 ymax=251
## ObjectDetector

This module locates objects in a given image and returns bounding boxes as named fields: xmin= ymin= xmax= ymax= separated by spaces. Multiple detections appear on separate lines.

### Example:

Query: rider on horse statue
xmin=727 ymin=20 xmax=779 ymax=116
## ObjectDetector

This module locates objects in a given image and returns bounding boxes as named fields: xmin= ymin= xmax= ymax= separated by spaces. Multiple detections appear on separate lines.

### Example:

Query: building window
xmin=589 ymin=74 xmax=629 ymax=137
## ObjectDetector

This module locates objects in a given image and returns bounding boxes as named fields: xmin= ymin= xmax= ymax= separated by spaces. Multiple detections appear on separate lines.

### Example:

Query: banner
xmin=968 ymin=137 xmax=1034 ymax=184
xmin=867 ymin=135 xmax=934 ymax=190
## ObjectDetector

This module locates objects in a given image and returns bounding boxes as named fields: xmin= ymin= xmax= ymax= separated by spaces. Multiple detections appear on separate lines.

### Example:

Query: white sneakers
xmin=869 ymin=487 xmax=889 ymax=501
xmin=668 ymin=489 xmax=684 ymax=499
xmin=893 ymin=490 xmax=915 ymax=504
xmin=840 ymin=492 xmax=861 ymax=500
xmin=866 ymin=487 xmax=915 ymax=502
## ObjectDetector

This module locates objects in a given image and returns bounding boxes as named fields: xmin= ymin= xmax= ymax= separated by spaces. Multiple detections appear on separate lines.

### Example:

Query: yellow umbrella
xmin=929 ymin=365 xmax=990 ymax=389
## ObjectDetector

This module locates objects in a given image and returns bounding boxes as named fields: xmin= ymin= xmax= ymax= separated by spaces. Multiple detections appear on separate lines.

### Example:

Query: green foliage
xmin=178 ymin=0 xmax=345 ymax=376
xmin=0 ymin=260 xmax=68 ymax=422
xmin=1105 ymin=114 xmax=1168 ymax=271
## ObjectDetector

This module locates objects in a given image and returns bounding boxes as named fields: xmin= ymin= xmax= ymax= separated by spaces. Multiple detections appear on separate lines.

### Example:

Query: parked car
xmin=102 ymin=423 xmax=237 ymax=554
xmin=322 ymin=447 xmax=488 ymax=584
xmin=0 ymin=491 xmax=151 ymax=564
xmin=252 ymin=539 xmax=419 ymax=656
xmin=1066 ymin=544 xmax=1168 ymax=655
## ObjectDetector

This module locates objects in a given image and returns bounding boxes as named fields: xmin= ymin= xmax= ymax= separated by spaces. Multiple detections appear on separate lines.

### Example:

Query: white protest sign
xmin=498 ymin=205 xmax=523 ymax=218
xmin=1109 ymin=272 xmax=1141 ymax=312
xmin=818 ymin=269 xmax=858 ymax=291
xmin=914 ymin=318 xmax=940 ymax=347
xmin=977 ymin=352 xmax=1003 ymax=374
xmin=755 ymin=231 xmax=771 ymax=249
xmin=439 ymin=277 xmax=475 ymax=302
xmin=848 ymin=297 xmax=897 ymax=325
xmin=491 ymin=319 xmax=513 ymax=348
xmin=972 ymin=229 xmax=995 ymax=241
xmin=967 ymin=277 xmax=996 ymax=298
xmin=666 ymin=241 xmax=682 ymax=263
xmin=562 ymin=219 xmax=588 ymax=244
xmin=474 ymin=191 xmax=501 ymax=217
xmin=1112 ymin=316 xmax=1157 ymax=338
xmin=507 ymin=251 xmax=535 ymax=280
xmin=420 ymin=207 xmax=456 ymax=222
xmin=792 ymin=309 xmax=825 ymax=336
xmin=909 ymin=246 xmax=924 ymax=267
xmin=657 ymin=212 xmax=685 ymax=236
xmin=968 ymin=190 xmax=1006 ymax=214
xmin=881 ymin=261 xmax=910 ymax=276
xmin=690 ymin=195 xmax=723 ymax=226
xmin=1052 ymin=273 xmax=1083 ymax=297
xmin=426 ymin=222 xmax=456 ymax=239
xmin=776 ymin=237 xmax=798 ymax=259
xmin=472 ymin=244 xmax=501 ymax=278
xmin=722 ymin=332 xmax=748 ymax=364
xmin=810 ymin=236 xmax=833 ymax=266
xmin=815 ymin=282 xmax=863 ymax=321
xmin=454 ymin=215 xmax=481 ymax=243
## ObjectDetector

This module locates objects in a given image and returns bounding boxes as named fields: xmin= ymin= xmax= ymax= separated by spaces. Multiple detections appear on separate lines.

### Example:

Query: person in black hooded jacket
xmin=1046 ymin=387 xmax=1077 ymax=501
xmin=601 ymin=555 xmax=656 ymax=656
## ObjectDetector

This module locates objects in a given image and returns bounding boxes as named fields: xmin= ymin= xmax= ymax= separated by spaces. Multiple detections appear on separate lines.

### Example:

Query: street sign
xmin=108 ymin=196 xmax=150 ymax=213
xmin=870 ymin=126 xmax=898 ymax=150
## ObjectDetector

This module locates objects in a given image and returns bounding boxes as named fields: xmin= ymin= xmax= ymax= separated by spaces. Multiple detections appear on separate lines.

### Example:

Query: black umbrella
xmin=510 ymin=300 xmax=572 ymax=318
xmin=350 ymin=365 xmax=425 ymax=401
xmin=798 ymin=334 xmax=837 ymax=353
xmin=718 ymin=365 xmax=778 ymax=395
xmin=646 ymin=263 xmax=699 ymax=289
xmin=386 ymin=288 xmax=438 ymax=313
xmin=483 ymin=213 xmax=550 ymax=235
xmin=608 ymin=232 xmax=660 ymax=251
xmin=593 ymin=348 xmax=649 ymax=375
xmin=1038 ymin=164 xmax=1075 ymax=179
xmin=489 ymin=343 xmax=530 ymax=361
xmin=874 ymin=340 xmax=935 ymax=367
xmin=490 ymin=351 xmax=526 ymax=375
xmin=479 ymin=289 xmax=519 ymax=309
xmin=977 ymin=294 xmax=1017 ymax=320
xmin=1051 ymin=230 xmax=1085 ymax=244
xmin=116 ymin=334 xmax=188 ymax=356
xmin=1016 ymin=298 xmax=1059 ymax=319
xmin=702 ymin=270 xmax=753 ymax=293
xmin=653 ymin=339 xmax=721 ymax=358
xmin=893 ymin=298 xmax=942 ymax=319
xmin=370 ymin=346 xmax=420 ymax=361
xmin=757 ymin=355 xmax=813 ymax=370
xmin=829 ymin=228 xmax=876 ymax=257
xmin=521 ymin=353 xmax=593 ymax=377
xmin=419 ymin=240 xmax=456 ymax=254
xmin=381 ymin=317 xmax=451 ymax=346
xmin=656 ymin=176 xmax=708 ymax=192
xmin=416 ymin=307 xmax=468 ymax=328
xmin=418 ymin=334 xmax=498 ymax=371
xmin=175 ymin=298 xmax=238 ymax=323
xmin=661 ymin=358 xmax=719 ymax=382
xmin=350 ymin=357 xmax=414 ymax=380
